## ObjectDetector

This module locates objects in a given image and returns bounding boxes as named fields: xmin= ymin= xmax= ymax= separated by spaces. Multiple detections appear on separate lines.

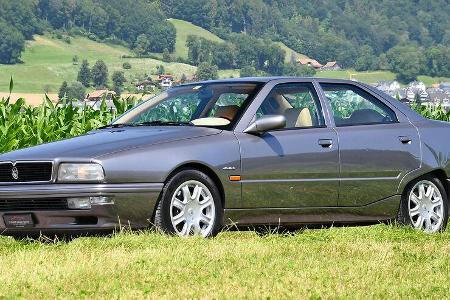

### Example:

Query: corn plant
xmin=0 ymin=80 xmax=137 ymax=153
xmin=411 ymin=104 xmax=450 ymax=122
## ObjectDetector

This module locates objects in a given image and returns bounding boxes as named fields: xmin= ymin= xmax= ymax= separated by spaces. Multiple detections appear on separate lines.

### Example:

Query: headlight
xmin=58 ymin=163 xmax=105 ymax=182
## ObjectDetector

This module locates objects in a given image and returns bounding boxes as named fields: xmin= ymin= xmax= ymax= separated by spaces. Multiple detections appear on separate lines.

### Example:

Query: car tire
xmin=398 ymin=175 xmax=448 ymax=233
xmin=154 ymin=169 xmax=223 ymax=237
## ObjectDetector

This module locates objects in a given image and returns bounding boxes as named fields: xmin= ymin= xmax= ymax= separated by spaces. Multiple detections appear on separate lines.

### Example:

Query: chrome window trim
xmin=0 ymin=161 xmax=55 ymax=184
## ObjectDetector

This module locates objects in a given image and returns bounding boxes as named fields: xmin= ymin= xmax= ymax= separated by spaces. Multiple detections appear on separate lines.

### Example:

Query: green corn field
xmin=0 ymin=96 xmax=137 ymax=154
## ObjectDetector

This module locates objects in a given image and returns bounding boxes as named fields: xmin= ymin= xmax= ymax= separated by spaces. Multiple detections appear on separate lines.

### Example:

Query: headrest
xmin=297 ymin=108 xmax=313 ymax=127
xmin=215 ymin=105 xmax=240 ymax=121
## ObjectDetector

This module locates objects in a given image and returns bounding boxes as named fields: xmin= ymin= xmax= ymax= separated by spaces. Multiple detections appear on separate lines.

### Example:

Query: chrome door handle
xmin=318 ymin=139 xmax=333 ymax=148
xmin=398 ymin=136 xmax=412 ymax=144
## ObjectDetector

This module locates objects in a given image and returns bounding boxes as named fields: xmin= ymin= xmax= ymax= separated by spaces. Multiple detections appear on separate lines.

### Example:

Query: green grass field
xmin=0 ymin=224 xmax=449 ymax=299
xmin=275 ymin=41 xmax=309 ymax=63
xmin=0 ymin=35 xmax=196 ymax=94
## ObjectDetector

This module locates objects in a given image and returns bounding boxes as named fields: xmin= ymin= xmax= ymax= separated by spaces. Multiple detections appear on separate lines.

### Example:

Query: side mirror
xmin=243 ymin=115 xmax=286 ymax=134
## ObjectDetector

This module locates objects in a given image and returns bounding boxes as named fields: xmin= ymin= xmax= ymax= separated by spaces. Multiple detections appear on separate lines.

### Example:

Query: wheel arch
xmin=163 ymin=162 xmax=226 ymax=207
xmin=402 ymin=169 xmax=449 ymax=198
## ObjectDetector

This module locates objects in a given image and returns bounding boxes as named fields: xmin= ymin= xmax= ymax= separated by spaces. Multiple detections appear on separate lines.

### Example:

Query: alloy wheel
xmin=170 ymin=180 xmax=215 ymax=237
xmin=408 ymin=180 xmax=444 ymax=233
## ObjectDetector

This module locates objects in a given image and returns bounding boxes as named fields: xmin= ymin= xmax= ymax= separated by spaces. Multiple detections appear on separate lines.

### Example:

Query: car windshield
xmin=113 ymin=82 xmax=263 ymax=130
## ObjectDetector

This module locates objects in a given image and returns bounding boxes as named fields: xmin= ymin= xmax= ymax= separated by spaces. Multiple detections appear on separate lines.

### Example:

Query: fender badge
xmin=223 ymin=166 xmax=236 ymax=170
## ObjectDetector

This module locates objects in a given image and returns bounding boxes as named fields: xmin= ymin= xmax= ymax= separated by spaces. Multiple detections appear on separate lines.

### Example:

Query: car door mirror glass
xmin=244 ymin=115 xmax=286 ymax=134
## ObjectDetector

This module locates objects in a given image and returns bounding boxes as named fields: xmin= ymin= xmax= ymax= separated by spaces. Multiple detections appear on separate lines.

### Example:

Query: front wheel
xmin=154 ymin=170 xmax=223 ymax=237
xmin=398 ymin=176 xmax=448 ymax=233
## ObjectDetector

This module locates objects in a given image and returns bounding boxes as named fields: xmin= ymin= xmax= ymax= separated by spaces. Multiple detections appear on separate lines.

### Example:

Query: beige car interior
xmin=191 ymin=104 xmax=239 ymax=126
xmin=192 ymin=92 xmax=315 ymax=128
xmin=263 ymin=93 xmax=314 ymax=128
xmin=214 ymin=105 xmax=240 ymax=121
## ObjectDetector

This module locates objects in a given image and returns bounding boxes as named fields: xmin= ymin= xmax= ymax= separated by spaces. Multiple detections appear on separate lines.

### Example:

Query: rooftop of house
xmin=86 ymin=89 xmax=116 ymax=99
xmin=297 ymin=58 xmax=323 ymax=68
xmin=158 ymin=74 xmax=175 ymax=80
xmin=322 ymin=61 xmax=338 ymax=67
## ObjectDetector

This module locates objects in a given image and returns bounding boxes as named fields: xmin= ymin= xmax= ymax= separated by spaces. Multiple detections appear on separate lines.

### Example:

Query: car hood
xmin=0 ymin=126 xmax=222 ymax=161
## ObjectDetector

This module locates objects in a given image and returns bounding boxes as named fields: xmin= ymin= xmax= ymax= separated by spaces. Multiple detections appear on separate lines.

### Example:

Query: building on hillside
xmin=297 ymin=58 xmax=323 ymax=69
xmin=135 ymin=80 xmax=156 ymax=91
xmin=320 ymin=61 xmax=341 ymax=70
xmin=408 ymin=81 xmax=426 ymax=93
xmin=375 ymin=80 xmax=401 ymax=96
xmin=427 ymin=88 xmax=450 ymax=111
xmin=158 ymin=74 xmax=174 ymax=88
xmin=440 ymin=82 xmax=450 ymax=92
xmin=405 ymin=88 xmax=427 ymax=103
xmin=393 ymin=88 xmax=407 ymax=101
xmin=85 ymin=89 xmax=116 ymax=102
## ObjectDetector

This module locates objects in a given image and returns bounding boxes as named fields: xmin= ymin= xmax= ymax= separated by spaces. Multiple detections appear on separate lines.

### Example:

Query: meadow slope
xmin=0 ymin=35 xmax=196 ymax=94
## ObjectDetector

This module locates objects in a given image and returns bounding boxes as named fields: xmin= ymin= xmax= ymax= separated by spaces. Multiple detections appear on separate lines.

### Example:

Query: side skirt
xmin=224 ymin=195 xmax=401 ymax=226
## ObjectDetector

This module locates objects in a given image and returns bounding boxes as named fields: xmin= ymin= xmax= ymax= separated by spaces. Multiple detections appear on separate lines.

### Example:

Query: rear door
xmin=319 ymin=82 xmax=421 ymax=206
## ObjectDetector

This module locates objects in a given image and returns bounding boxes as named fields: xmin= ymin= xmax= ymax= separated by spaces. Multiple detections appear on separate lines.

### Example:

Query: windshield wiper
xmin=134 ymin=121 xmax=194 ymax=127
xmin=97 ymin=123 xmax=136 ymax=129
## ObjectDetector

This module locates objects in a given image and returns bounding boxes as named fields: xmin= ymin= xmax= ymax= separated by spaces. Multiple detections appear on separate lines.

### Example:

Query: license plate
xmin=3 ymin=214 xmax=34 ymax=228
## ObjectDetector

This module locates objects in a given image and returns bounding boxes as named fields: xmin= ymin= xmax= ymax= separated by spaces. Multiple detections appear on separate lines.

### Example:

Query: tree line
xmin=0 ymin=0 xmax=175 ymax=64
xmin=58 ymin=59 xmax=126 ymax=101
xmin=162 ymin=0 xmax=450 ymax=82
xmin=1 ymin=0 xmax=449 ymax=83
xmin=187 ymin=34 xmax=316 ymax=79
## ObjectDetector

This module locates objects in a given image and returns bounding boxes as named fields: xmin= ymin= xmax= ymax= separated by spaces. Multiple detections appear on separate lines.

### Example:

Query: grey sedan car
xmin=0 ymin=77 xmax=449 ymax=237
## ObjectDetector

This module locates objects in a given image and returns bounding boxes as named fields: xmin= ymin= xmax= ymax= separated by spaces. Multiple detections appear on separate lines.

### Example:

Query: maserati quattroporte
xmin=0 ymin=77 xmax=449 ymax=237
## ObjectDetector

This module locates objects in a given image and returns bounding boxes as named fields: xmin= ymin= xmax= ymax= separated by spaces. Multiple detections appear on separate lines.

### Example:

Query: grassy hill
xmin=168 ymin=18 xmax=224 ymax=59
xmin=168 ymin=19 xmax=309 ymax=64
xmin=275 ymin=42 xmax=309 ymax=63
xmin=1 ymin=29 xmax=448 ymax=96
xmin=0 ymin=35 xmax=196 ymax=94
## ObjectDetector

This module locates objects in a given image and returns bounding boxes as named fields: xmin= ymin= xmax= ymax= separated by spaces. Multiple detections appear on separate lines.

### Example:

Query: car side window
xmin=321 ymin=83 xmax=398 ymax=127
xmin=256 ymin=83 xmax=325 ymax=129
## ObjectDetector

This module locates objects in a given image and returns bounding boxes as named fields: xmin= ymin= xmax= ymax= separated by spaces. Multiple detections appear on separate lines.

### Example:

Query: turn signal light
xmin=229 ymin=175 xmax=241 ymax=182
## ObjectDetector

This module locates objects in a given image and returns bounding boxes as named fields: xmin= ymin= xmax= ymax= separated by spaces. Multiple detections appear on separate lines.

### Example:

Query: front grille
xmin=0 ymin=162 xmax=53 ymax=183
xmin=0 ymin=198 xmax=68 ymax=211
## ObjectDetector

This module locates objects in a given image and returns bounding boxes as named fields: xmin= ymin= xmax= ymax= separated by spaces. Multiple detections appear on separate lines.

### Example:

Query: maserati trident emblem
xmin=11 ymin=166 xmax=19 ymax=180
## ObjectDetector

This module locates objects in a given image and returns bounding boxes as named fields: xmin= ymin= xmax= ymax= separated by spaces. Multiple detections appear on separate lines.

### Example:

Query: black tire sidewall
xmin=158 ymin=169 xmax=223 ymax=237
xmin=400 ymin=176 xmax=448 ymax=232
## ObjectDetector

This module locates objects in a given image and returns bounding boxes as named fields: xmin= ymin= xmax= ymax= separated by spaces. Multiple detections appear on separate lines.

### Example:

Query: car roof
xmin=177 ymin=77 xmax=359 ymax=86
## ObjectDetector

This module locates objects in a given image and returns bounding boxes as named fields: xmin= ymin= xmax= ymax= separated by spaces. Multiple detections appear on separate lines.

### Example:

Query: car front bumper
xmin=0 ymin=183 xmax=163 ymax=236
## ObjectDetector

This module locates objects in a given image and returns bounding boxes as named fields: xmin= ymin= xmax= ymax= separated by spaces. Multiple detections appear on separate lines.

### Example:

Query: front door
xmin=320 ymin=83 xmax=421 ymax=206
xmin=236 ymin=82 xmax=339 ymax=209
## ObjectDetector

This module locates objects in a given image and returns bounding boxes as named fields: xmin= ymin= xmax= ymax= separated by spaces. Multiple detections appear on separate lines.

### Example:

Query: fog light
xmin=90 ymin=196 xmax=114 ymax=205
xmin=67 ymin=197 xmax=91 ymax=210
xmin=67 ymin=197 xmax=114 ymax=210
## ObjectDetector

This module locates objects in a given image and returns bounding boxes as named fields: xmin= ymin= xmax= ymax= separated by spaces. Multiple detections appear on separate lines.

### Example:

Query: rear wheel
xmin=154 ymin=170 xmax=223 ymax=237
xmin=398 ymin=176 xmax=448 ymax=233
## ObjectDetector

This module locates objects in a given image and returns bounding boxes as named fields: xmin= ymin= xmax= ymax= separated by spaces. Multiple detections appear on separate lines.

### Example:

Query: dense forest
xmin=0 ymin=0 xmax=449 ymax=82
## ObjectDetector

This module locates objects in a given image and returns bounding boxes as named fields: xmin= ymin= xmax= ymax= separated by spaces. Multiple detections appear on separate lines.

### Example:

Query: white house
xmin=375 ymin=80 xmax=401 ymax=96
xmin=408 ymin=81 xmax=426 ymax=92
xmin=158 ymin=74 xmax=174 ymax=88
